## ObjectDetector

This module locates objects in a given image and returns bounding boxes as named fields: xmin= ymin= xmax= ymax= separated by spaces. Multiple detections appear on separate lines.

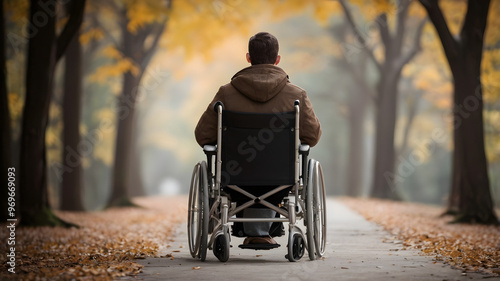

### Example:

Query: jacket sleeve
xmin=194 ymin=88 xmax=224 ymax=147
xmin=299 ymin=92 xmax=322 ymax=147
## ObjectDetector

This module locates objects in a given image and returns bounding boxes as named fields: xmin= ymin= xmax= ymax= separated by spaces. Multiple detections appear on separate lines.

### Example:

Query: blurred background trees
xmin=2 ymin=0 xmax=499 ymax=226
xmin=338 ymin=0 xmax=427 ymax=200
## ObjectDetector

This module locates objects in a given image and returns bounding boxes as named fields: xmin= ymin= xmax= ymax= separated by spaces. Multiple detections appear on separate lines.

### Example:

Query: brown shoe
xmin=243 ymin=236 xmax=277 ymax=245
xmin=239 ymin=236 xmax=281 ymax=249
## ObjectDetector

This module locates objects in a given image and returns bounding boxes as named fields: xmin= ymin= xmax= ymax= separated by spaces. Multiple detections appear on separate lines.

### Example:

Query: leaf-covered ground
xmin=0 ymin=196 xmax=187 ymax=280
xmin=343 ymin=198 xmax=500 ymax=276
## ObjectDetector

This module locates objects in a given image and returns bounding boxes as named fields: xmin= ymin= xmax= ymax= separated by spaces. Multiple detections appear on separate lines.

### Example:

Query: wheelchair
xmin=188 ymin=100 xmax=326 ymax=262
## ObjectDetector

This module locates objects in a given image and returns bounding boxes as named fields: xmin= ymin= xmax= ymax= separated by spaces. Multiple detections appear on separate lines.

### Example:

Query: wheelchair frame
xmin=188 ymin=100 xmax=326 ymax=262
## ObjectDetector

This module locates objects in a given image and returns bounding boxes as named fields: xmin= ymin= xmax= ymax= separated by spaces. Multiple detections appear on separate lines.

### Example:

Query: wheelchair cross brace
xmin=226 ymin=184 xmax=291 ymax=221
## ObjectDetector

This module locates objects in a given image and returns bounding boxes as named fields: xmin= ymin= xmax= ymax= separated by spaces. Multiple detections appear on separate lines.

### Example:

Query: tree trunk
xmin=448 ymin=69 xmax=496 ymax=223
xmin=19 ymin=0 xmax=84 ymax=226
xmin=0 ymin=0 xmax=11 ymax=221
xmin=371 ymin=69 xmax=401 ymax=199
xmin=128 ymin=117 xmax=146 ymax=197
xmin=20 ymin=0 xmax=63 ymax=226
xmin=108 ymin=71 xmax=141 ymax=207
xmin=340 ymin=0 xmax=423 ymax=199
xmin=346 ymin=91 xmax=367 ymax=197
xmin=107 ymin=12 xmax=166 ymax=207
xmin=420 ymin=0 xmax=497 ymax=224
xmin=60 ymin=29 xmax=85 ymax=211
xmin=447 ymin=0 xmax=496 ymax=223
xmin=107 ymin=13 xmax=139 ymax=208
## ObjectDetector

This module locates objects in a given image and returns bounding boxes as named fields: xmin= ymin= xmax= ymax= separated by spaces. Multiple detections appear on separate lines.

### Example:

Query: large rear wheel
xmin=187 ymin=161 xmax=209 ymax=261
xmin=313 ymin=161 xmax=327 ymax=257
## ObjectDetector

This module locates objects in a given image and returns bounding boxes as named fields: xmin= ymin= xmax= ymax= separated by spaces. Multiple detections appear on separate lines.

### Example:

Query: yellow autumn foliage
xmin=79 ymin=27 xmax=105 ymax=45
xmin=80 ymin=123 xmax=88 ymax=136
xmin=439 ymin=0 xmax=467 ymax=36
xmin=313 ymin=0 xmax=342 ymax=26
xmin=345 ymin=0 xmax=402 ymax=22
xmin=408 ymin=1 xmax=427 ymax=18
xmin=485 ymin=0 xmax=500 ymax=46
xmin=484 ymin=110 xmax=500 ymax=163
xmin=101 ymin=46 xmax=123 ymax=60
xmin=373 ymin=0 xmax=398 ymax=18
xmin=482 ymin=49 xmax=500 ymax=103
xmin=45 ymin=127 xmax=61 ymax=148
xmin=7 ymin=93 xmax=23 ymax=126
xmin=125 ymin=0 xmax=170 ymax=34
xmin=4 ymin=0 xmax=28 ymax=21
xmin=94 ymin=107 xmax=116 ymax=123
xmin=90 ymin=59 xmax=140 ymax=83
xmin=164 ymin=0 xmax=251 ymax=60
xmin=269 ymin=0 xmax=310 ymax=21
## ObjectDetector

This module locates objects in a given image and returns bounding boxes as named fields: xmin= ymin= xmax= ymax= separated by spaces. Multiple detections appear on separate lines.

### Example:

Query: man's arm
xmin=194 ymin=88 xmax=224 ymax=147
xmin=299 ymin=93 xmax=322 ymax=147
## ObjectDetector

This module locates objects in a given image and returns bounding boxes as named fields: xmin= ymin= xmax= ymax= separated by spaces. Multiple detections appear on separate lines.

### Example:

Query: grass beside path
xmin=0 ymin=196 xmax=187 ymax=280
xmin=342 ymin=197 xmax=500 ymax=276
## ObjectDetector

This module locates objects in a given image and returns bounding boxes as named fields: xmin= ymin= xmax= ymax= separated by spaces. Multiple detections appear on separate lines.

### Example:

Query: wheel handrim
xmin=306 ymin=159 xmax=316 ymax=260
xmin=314 ymin=162 xmax=327 ymax=257
xmin=187 ymin=162 xmax=209 ymax=260
xmin=188 ymin=163 xmax=201 ymax=258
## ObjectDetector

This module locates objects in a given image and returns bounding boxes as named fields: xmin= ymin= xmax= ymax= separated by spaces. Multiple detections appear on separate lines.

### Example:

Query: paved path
xmin=128 ymin=199 xmax=496 ymax=280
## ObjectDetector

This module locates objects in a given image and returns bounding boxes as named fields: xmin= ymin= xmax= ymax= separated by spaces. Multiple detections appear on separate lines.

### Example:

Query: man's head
xmin=246 ymin=32 xmax=280 ymax=65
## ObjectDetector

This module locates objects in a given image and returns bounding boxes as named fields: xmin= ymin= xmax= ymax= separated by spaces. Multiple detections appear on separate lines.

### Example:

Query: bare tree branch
xmin=392 ymin=0 xmax=411 ymax=58
xmin=339 ymin=0 xmax=382 ymax=72
xmin=418 ymin=0 xmax=459 ymax=63
xmin=139 ymin=0 xmax=172 ymax=75
xmin=88 ymin=12 xmax=121 ymax=52
xmin=376 ymin=14 xmax=391 ymax=53
xmin=56 ymin=0 xmax=87 ymax=62
xmin=396 ymin=17 xmax=427 ymax=73
xmin=139 ymin=20 xmax=167 ymax=76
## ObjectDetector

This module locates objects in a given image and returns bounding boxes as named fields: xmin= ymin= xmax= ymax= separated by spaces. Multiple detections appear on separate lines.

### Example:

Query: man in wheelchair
xmin=192 ymin=32 xmax=323 ymax=261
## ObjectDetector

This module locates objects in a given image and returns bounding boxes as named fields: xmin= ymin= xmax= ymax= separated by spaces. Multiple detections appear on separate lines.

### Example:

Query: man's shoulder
xmin=283 ymin=81 xmax=307 ymax=96
xmin=218 ymin=82 xmax=237 ymax=93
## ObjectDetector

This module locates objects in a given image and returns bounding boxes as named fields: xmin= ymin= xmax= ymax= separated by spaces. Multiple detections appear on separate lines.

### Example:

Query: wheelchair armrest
xmin=203 ymin=145 xmax=217 ymax=156
xmin=299 ymin=144 xmax=310 ymax=156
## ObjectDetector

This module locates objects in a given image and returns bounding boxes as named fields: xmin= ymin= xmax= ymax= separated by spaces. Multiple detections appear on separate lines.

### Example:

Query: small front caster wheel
xmin=287 ymin=233 xmax=305 ymax=262
xmin=213 ymin=233 xmax=230 ymax=262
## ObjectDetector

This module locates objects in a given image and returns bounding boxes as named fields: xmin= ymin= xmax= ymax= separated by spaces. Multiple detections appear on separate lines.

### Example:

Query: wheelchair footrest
xmin=238 ymin=243 xmax=281 ymax=250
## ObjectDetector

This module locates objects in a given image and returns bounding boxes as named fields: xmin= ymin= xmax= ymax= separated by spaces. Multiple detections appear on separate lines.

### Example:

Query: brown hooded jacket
xmin=195 ymin=64 xmax=321 ymax=147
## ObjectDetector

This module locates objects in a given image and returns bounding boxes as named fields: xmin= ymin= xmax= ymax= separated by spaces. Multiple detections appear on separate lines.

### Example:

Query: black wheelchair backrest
xmin=220 ymin=110 xmax=296 ymax=187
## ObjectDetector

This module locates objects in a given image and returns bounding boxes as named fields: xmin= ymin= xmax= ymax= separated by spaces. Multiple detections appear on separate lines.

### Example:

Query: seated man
xmin=195 ymin=32 xmax=321 ymax=246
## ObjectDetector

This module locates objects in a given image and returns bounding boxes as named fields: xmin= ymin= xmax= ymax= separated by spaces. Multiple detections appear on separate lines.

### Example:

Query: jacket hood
xmin=230 ymin=64 xmax=288 ymax=103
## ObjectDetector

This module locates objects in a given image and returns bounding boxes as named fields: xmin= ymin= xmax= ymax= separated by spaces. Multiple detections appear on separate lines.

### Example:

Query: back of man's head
xmin=248 ymin=32 xmax=279 ymax=65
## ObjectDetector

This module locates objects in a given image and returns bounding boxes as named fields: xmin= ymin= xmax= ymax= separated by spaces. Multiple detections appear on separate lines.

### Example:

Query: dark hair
xmin=248 ymin=32 xmax=279 ymax=65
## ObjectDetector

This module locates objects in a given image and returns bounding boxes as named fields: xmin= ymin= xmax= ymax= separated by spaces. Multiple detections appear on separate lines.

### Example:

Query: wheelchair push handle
xmin=214 ymin=100 xmax=297 ymax=112
xmin=213 ymin=101 xmax=224 ymax=112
